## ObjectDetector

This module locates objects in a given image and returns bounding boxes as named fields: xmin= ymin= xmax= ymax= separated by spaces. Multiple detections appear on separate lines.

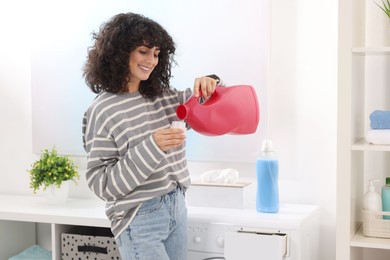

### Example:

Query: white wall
xmin=270 ymin=3 xmax=337 ymax=260
xmin=0 ymin=1 xmax=337 ymax=260
xmin=0 ymin=3 xmax=37 ymax=195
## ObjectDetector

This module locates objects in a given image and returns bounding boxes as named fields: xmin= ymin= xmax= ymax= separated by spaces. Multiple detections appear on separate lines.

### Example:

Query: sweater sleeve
xmin=177 ymin=88 xmax=193 ymax=104
xmin=84 ymin=132 xmax=167 ymax=202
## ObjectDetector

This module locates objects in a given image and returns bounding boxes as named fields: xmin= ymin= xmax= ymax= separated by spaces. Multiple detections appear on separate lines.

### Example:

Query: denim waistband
xmin=167 ymin=185 xmax=184 ymax=196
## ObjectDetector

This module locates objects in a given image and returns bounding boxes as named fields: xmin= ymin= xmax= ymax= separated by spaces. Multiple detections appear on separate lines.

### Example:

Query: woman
xmin=82 ymin=12 xmax=219 ymax=259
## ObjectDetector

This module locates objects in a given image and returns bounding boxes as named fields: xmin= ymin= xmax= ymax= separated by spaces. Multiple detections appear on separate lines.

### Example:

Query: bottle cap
xmin=386 ymin=177 xmax=390 ymax=186
xmin=262 ymin=140 xmax=274 ymax=153
xmin=368 ymin=179 xmax=380 ymax=191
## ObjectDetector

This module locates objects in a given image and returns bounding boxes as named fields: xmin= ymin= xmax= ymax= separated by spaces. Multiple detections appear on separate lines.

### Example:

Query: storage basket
xmin=61 ymin=226 xmax=121 ymax=260
xmin=362 ymin=210 xmax=390 ymax=239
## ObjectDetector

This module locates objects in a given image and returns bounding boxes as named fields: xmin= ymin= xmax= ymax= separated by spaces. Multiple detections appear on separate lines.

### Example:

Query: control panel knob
xmin=193 ymin=235 xmax=201 ymax=244
xmin=216 ymin=236 xmax=224 ymax=248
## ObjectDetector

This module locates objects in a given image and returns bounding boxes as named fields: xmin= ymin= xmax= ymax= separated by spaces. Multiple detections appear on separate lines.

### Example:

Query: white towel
xmin=200 ymin=168 xmax=239 ymax=184
xmin=366 ymin=129 xmax=390 ymax=145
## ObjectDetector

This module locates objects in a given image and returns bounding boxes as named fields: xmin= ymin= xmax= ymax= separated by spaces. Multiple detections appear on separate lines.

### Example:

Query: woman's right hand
xmin=153 ymin=128 xmax=186 ymax=152
xmin=193 ymin=76 xmax=218 ymax=100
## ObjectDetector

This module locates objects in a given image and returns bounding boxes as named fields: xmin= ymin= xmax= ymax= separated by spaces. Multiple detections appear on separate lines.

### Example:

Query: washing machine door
xmin=187 ymin=250 xmax=225 ymax=260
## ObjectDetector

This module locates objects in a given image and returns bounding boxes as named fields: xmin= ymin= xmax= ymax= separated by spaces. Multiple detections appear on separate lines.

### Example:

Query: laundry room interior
xmin=1 ymin=0 xmax=390 ymax=260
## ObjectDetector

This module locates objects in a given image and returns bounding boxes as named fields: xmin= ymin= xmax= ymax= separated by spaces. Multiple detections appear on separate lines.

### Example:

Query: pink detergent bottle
xmin=176 ymin=85 xmax=260 ymax=136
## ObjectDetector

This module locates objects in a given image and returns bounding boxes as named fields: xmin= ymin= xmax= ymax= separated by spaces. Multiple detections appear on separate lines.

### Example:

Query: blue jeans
xmin=116 ymin=186 xmax=187 ymax=260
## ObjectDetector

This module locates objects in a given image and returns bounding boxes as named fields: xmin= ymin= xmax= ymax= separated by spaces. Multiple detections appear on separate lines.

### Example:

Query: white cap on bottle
xmin=262 ymin=140 xmax=274 ymax=153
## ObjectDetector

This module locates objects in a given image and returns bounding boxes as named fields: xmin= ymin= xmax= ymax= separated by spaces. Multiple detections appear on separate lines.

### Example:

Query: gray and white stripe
xmin=82 ymin=87 xmax=192 ymax=239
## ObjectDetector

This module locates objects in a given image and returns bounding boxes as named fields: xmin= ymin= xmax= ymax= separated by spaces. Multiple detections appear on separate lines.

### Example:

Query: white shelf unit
xmin=340 ymin=47 xmax=390 ymax=260
xmin=352 ymin=47 xmax=390 ymax=55
xmin=0 ymin=194 xmax=109 ymax=260
xmin=351 ymin=226 xmax=390 ymax=250
xmin=352 ymin=138 xmax=390 ymax=152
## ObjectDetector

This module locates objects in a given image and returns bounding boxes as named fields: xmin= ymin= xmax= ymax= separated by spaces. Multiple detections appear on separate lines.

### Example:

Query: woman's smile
xmin=139 ymin=64 xmax=152 ymax=72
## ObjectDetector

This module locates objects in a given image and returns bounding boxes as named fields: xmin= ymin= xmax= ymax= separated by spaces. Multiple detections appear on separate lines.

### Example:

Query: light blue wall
xmin=31 ymin=0 xmax=269 ymax=163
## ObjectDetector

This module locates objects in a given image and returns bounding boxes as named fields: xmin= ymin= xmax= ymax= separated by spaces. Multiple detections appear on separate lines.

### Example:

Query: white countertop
xmin=0 ymin=194 xmax=109 ymax=227
xmin=0 ymin=194 xmax=318 ymax=230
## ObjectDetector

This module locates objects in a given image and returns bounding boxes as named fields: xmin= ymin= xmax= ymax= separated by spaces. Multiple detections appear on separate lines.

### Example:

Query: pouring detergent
xmin=176 ymin=85 xmax=260 ymax=136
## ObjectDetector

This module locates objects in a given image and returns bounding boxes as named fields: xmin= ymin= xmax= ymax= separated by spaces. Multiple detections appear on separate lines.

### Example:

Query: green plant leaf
xmin=376 ymin=0 xmax=390 ymax=18
xmin=27 ymin=148 xmax=79 ymax=193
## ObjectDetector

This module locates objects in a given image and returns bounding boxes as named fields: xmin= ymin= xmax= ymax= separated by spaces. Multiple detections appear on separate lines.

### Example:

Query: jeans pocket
xmin=136 ymin=196 xmax=163 ymax=216
xmin=115 ymin=236 xmax=122 ymax=248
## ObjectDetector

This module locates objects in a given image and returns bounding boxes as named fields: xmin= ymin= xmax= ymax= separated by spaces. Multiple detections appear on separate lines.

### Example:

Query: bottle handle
xmin=197 ymin=86 xmax=220 ymax=104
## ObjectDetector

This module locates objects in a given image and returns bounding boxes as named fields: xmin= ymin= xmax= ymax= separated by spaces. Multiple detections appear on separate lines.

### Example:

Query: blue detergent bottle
xmin=256 ymin=140 xmax=279 ymax=213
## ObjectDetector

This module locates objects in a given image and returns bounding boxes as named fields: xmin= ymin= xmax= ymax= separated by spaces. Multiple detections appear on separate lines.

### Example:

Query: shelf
xmin=351 ymin=138 xmax=390 ymax=151
xmin=352 ymin=47 xmax=390 ymax=55
xmin=0 ymin=194 xmax=110 ymax=227
xmin=351 ymin=226 xmax=390 ymax=250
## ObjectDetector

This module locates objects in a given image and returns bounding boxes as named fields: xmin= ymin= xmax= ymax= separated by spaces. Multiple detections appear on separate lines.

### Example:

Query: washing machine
xmin=187 ymin=219 xmax=232 ymax=260
xmin=187 ymin=204 xmax=318 ymax=260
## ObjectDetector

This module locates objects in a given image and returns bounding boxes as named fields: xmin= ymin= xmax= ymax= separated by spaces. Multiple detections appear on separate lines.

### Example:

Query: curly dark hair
xmin=83 ymin=12 xmax=176 ymax=98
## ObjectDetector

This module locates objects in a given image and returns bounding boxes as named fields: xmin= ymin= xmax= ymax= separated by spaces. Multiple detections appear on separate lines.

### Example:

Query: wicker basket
xmin=363 ymin=210 xmax=390 ymax=239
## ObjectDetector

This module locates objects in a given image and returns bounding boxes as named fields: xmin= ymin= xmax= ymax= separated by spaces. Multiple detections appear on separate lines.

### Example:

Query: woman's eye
xmin=139 ymin=50 xmax=147 ymax=55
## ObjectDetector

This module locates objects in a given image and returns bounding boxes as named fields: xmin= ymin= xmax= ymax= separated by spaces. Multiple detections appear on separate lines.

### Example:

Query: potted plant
xmin=376 ymin=0 xmax=390 ymax=18
xmin=28 ymin=148 xmax=79 ymax=203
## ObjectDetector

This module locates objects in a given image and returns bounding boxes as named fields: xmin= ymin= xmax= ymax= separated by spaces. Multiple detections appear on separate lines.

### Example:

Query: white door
xmin=224 ymin=231 xmax=287 ymax=260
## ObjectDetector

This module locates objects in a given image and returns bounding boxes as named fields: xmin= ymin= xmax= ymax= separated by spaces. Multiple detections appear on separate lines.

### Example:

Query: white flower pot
xmin=45 ymin=180 xmax=70 ymax=204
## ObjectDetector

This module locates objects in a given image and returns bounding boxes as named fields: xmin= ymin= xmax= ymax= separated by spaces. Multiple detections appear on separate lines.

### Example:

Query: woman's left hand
xmin=193 ymin=76 xmax=218 ymax=100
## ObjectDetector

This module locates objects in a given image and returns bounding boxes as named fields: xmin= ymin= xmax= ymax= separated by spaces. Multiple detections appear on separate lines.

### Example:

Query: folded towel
xmin=366 ymin=129 xmax=390 ymax=145
xmin=8 ymin=245 xmax=51 ymax=260
xmin=370 ymin=110 xmax=390 ymax=129
xmin=200 ymin=168 xmax=239 ymax=184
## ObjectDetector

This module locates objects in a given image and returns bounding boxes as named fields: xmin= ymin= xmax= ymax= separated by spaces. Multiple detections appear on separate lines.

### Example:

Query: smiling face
xmin=127 ymin=45 xmax=160 ymax=92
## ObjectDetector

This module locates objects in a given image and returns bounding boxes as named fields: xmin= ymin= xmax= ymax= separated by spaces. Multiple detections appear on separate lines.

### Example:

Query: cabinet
xmin=0 ymin=194 xmax=318 ymax=260
xmin=337 ymin=47 xmax=390 ymax=260
xmin=0 ymin=194 xmax=110 ymax=260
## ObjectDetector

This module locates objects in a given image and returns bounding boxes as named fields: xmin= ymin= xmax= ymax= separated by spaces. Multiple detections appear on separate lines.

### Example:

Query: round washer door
xmin=187 ymin=250 xmax=225 ymax=260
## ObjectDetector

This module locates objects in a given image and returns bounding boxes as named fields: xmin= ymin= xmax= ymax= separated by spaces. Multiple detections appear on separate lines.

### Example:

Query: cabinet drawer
xmin=224 ymin=231 xmax=287 ymax=260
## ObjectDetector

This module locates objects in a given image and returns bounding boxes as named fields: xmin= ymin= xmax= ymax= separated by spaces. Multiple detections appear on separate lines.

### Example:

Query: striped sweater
xmin=82 ymin=87 xmax=192 ymax=239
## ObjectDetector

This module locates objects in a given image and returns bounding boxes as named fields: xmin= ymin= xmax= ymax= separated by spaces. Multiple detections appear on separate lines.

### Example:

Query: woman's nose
xmin=147 ymin=53 xmax=158 ymax=63
xmin=146 ymin=53 xmax=154 ymax=62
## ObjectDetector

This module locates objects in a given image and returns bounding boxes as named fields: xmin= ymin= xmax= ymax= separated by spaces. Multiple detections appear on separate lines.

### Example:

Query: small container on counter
xmin=256 ymin=140 xmax=279 ymax=213
xmin=363 ymin=180 xmax=382 ymax=211
xmin=382 ymin=177 xmax=390 ymax=220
